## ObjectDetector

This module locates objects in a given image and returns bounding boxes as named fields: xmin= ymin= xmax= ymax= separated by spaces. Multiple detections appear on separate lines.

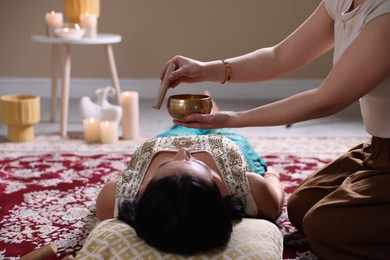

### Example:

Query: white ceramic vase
xmin=79 ymin=86 xmax=122 ymax=123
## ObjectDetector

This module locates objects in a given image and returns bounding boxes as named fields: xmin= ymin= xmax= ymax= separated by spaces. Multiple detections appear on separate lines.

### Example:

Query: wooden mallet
xmin=152 ymin=63 xmax=176 ymax=110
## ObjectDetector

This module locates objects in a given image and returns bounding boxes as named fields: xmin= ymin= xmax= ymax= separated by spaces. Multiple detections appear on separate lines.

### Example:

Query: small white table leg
xmin=105 ymin=44 xmax=122 ymax=105
xmin=61 ymin=44 xmax=71 ymax=137
xmin=50 ymin=44 xmax=60 ymax=122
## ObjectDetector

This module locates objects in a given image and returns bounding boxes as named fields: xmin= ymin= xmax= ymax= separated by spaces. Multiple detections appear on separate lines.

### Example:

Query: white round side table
xmin=31 ymin=33 xmax=122 ymax=137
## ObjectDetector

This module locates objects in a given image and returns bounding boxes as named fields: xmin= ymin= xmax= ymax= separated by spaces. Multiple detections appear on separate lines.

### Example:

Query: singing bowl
xmin=167 ymin=94 xmax=213 ymax=121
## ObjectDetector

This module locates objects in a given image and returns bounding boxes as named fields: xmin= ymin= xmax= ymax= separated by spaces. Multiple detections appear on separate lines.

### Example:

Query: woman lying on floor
xmin=95 ymin=95 xmax=285 ymax=254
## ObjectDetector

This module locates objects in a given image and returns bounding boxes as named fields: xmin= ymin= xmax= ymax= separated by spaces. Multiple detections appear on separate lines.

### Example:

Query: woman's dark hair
xmin=118 ymin=174 xmax=245 ymax=255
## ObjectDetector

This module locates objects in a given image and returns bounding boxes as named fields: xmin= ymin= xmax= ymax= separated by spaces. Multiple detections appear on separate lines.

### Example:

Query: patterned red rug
xmin=0 ymin=135 xmax=368 ymax=259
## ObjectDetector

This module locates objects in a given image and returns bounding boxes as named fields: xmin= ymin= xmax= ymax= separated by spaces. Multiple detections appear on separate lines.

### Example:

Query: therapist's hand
xmin=172 ymin=111 xmax=237 ymax=129
xmin=160 ymin=55 xmax=205 ymax=88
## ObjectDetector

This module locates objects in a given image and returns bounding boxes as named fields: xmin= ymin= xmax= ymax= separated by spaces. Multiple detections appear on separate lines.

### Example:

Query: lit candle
xmin=100 ymin=120 xmax=118 ymax=144
xmin=83 ymin=117 xmax=100 ymax=142
xmin=54 ymin=23 xmax=85 ymax=39
xmin=45 ymin=11 xmax=63 ymax=37
xmin=121 ymin=91 xmax=139 ymax=140
xmin=79 ymin=12 xmax=97 ymax=38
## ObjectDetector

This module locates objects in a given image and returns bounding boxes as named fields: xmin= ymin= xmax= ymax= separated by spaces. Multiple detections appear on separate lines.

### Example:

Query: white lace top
xmin=115 ymin=134 xmax=258 ymax=217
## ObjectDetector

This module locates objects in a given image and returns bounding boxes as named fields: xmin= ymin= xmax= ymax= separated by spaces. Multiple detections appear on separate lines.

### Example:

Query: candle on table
xmin=54 ymin=23 xmax=84 ymax=39
xmin=100 ymin=120 xmax=118 ymax=144
xmin=45 ymin=11 xmax=63 ymax=37
xmin=79 ymin=12 xmax=97 ymax=38
xmin=121 ymin=91 xmax=139 ymax=140
xmin=83 ymin=117 xmax=100 ymax=142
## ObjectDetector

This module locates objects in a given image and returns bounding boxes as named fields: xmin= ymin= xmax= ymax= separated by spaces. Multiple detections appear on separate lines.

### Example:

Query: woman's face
xmin=154 ymin=147 xmax=214 ymax=183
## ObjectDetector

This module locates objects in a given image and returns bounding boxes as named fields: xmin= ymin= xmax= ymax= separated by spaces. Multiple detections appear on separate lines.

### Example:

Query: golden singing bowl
xmin=167 ymin=94 xmax=213 ymax=121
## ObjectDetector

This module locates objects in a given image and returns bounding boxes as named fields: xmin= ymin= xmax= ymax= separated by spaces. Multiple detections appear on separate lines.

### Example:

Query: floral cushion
xmin=74 ymin=218 xmax=283 ymax=259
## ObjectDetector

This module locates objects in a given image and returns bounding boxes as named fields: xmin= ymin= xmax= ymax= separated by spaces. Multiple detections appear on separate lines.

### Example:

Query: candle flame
xmin=50 ymin=11 xmax=56 ymax=15
xmin=64 ymin=27 xmax=69 ymax=32
xmin=89 ymin=117 xmax=95 ymax=123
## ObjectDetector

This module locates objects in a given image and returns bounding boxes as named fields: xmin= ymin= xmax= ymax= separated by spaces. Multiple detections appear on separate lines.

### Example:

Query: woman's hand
xmin=160 ymin=55 xmax=206 ymax=88
xmin=173 ymin=111 xmax=238 ymax=129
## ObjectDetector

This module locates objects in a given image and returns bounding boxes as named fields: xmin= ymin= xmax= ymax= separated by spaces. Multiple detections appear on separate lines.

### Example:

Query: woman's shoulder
xmin=324 ymin=0 xmax=390 ymax=22
xmin=323 ymin=0 xmax=349 ymax=19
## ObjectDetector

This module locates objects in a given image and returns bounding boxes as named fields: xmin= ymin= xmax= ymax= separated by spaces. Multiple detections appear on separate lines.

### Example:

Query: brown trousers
xmin=287 ymin=136 xmax=390 ymax=260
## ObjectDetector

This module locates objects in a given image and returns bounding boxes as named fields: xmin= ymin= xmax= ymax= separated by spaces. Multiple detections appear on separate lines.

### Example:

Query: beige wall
xmin=0 ymin=0 xmax=331 ymax=79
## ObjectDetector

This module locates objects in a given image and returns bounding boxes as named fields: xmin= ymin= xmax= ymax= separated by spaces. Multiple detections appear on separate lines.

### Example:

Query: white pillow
xmin=75 ymin=218 xmax=283 ymax=259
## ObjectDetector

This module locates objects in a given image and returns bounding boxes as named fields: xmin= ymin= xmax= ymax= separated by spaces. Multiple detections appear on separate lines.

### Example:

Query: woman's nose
xmin=174 ymin=147 xmax=192 ymax=161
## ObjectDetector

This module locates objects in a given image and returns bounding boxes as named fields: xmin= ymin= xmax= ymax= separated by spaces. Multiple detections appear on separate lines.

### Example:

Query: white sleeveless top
xmin=115 ymin=135 xmax=258 ymax=217
xmin=325 ymin=0 xmax=390 ymax=138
